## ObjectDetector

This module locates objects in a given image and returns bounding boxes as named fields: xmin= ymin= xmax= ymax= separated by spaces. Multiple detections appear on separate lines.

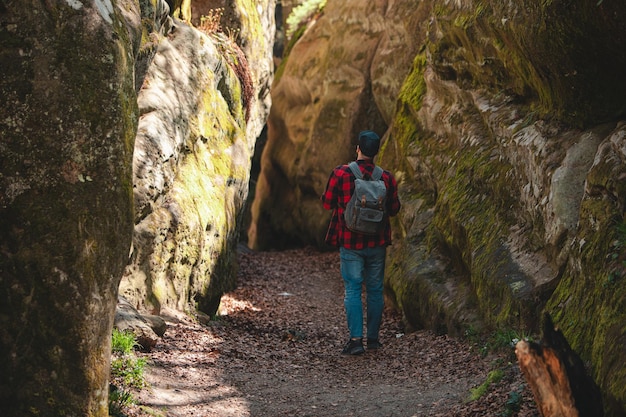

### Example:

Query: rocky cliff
xmin=119 ymin=0 xmax=274 ymax=317
xmin=248 ymin=0 xmax=626 ymax=413
xmin=0 ymin=0 xmax=273 ymax=415
xmin=0 ymin=1 xmax=152 ymax=414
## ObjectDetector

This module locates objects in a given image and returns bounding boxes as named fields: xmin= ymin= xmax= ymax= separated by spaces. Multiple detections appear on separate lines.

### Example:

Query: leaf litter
xmin=125 ymin=248 xmax=538 ymax=417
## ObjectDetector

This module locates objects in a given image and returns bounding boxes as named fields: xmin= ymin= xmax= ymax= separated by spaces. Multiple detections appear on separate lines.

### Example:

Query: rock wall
xmin=0 ymin=0 xmax=273 ymax=414
xmin=248 ymin=0 xmax=626 ymax=413
xmin=0 ymin=0 xmax=162 ymax=415
xmin=248 ymin=0 xmax=425 ymax=249
xmin=120 ymin=0 xmax=274 ymax=316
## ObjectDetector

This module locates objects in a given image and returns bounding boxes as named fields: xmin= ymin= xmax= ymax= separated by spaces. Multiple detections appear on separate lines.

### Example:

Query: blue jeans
xmin=339 ymin=246 xmax=386 ymax=340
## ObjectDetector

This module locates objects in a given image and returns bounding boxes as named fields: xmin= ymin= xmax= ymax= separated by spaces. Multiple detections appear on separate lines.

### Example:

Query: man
xmin=321 ymin=130 xmax=401 ymax=355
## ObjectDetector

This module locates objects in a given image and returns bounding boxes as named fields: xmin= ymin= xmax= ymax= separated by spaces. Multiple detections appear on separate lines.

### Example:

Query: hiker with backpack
xmin=321 ymin=130 xmax=401 ymax=355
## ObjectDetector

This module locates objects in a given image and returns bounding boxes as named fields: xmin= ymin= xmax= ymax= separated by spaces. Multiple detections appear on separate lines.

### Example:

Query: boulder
xmin=114 ymin=296 xmax=164 ymax=352
xmin=120 ymin=0 xmax=274 ymax=317
xmin=0 ymin=1 xmax=168 ymax=415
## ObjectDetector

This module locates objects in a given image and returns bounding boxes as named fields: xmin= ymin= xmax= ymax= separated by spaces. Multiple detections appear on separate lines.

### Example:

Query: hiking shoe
xmin=341 ymin=338 xmax=365 ymax=355
xmin=367 ymin=338 xmax=383 ymax=350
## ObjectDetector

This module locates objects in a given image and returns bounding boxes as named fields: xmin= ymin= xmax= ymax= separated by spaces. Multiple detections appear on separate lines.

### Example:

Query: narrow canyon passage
xmin=129 ymin=248 xmax=537 ymax=417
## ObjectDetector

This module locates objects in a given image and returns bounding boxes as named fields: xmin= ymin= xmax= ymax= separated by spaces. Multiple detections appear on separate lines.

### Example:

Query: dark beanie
xmin=358 ymin=130 xmax=380 ymax=157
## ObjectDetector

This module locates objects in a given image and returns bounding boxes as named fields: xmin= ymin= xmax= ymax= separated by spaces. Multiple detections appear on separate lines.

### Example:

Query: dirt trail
xmin=129 ymin=248 xmax=537 ymax=417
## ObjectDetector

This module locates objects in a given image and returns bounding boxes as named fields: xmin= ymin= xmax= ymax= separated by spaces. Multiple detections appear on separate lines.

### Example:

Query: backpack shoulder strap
xmin=348 ymin=161 xmax=363 ymax=179
xmin=372 ymin=166 xmax=383 ymax=181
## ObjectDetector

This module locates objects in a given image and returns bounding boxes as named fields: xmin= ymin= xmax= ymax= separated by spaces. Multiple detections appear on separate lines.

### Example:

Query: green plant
xmin=496 ymin=328 xmax=534 ymax=349
xmin=109 ymin=330 xmax=148 ymax=416
xmin=477 ymin=327 xmax=534 ymax=357
xmin=109 ymin=386 xmax=134 ymax=417
xmin=112 ymin=328 xmax=140 ymax=354
xmin=111 ymin=355 xmax=148 ymax=388
xmin=464 ymin=325 xmax=482 ymax=345
xmin=285 ymin=0 xmax=326 ymax=39
xmin=198 ymin=8 xmax=224 ymax=35
xmin=501 ymin=389 xmax=522 ymax=417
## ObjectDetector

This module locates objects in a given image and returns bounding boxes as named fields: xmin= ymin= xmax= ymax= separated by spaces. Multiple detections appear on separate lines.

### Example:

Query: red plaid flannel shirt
xmin=321 ymin=159 xmax=401 ymax=249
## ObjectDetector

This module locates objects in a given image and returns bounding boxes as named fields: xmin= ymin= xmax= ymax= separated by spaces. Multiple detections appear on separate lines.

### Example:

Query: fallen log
xmin=515 ymin=313 xmax=603 ymax=417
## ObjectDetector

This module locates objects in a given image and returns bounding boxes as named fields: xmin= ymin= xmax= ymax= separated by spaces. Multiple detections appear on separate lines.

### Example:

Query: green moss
xmin=235 ymin=0 xmax=266 ymax=49
xmin=387 ymin=51 xmax=520 ymax=335
xmin=398 ymin=54 xmax=427 ymax=115
xmin=275 ymin=23 xmax=308 ymax=83
xmin=468 ymin=369 xmax=504 ymax=401
xmin=419 ymin=138 xmax=536 ymax=331
xmin=547 ymin=187 xmax=626 ymax=413
xmin=285 ymin=0 xmax=326 ymax=39
xmin=452 ymin=2 xmax=486 ymax=29
xmin=158 ymin=36 xmax=248 ymax=313
xmin=445 ymin=1 xmax=626 ymax=125
xmin=386 ymin=53 xmax=427 ymax=174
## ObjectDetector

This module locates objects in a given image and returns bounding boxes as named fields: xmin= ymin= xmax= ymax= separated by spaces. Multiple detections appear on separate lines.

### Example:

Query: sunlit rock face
xmin=120 ymin=22 xmax=249 ymax=316
xmin=248 ymin=0 xmax=424 ymax=249
xmin=120 ymin=0 xmax=274 ymax=316
xmin=187 ymin=0 xmax=276 ymax=141
xmin=0 ymin=1 xmax=161 ymax=415
xmin=249 ymin=0 xmax=626 ymax=412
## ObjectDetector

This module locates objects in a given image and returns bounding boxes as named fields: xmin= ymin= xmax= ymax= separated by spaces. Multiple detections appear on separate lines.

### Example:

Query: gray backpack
xmin=344 ymin=161 xmax=387 ymax=235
